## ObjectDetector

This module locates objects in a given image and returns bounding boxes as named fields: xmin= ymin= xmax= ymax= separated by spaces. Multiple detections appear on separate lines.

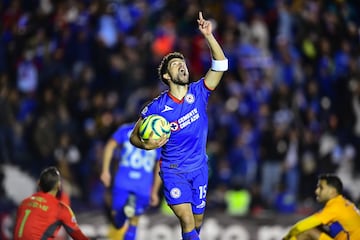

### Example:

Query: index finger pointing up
xmin=199 ymin=11 xmax=203 ymax=20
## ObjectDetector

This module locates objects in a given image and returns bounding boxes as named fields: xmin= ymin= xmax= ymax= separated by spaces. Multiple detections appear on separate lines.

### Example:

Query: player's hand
xmin=100 ymin=171 xmax=111 ymax=187
xmin=197 ymin=11 xmax=212 ymax=36
xmin=282 ymin=234 xmax=293 ymax=240
xmin=142 ymin=132 xmax=169 ymax=150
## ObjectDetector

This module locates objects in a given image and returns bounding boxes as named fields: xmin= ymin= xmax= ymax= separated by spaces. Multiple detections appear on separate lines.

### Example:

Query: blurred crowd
xmin=1 ymin=0 xmax=360 ymax=215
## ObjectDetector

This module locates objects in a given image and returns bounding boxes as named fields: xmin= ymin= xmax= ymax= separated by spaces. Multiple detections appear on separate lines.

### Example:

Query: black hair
xmin=39 ymin=167 xmax=60 ymax=193
xmin=158 ymin=52 xmax=185 ymax=86
xmin=318 ymin=173 xmax=343 ymax=194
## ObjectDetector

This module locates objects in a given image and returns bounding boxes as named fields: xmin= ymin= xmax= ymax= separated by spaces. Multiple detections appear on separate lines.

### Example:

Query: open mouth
xmin=179 ymin=68 xmax=187 ymax=76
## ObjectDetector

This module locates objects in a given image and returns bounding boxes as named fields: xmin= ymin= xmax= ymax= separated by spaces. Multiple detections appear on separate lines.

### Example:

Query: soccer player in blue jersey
xmin=130 ymin=12 xmax=228 ymax=240
xmin=100 ymin=122 xmax=161 ymax=240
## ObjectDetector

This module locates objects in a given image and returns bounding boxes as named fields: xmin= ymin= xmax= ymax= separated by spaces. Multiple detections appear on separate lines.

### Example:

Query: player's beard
xmin=170 ymin=69 xmax=189 ymax=86
xmin=316 ymin=194 xmax=326 ymax=203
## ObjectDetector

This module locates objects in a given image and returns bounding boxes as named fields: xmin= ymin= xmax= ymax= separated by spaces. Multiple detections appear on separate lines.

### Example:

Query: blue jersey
xmin=112 ymin=123 xmax=160 ymax=196
xmin=141 ymin=78 xmax=211 ymax=173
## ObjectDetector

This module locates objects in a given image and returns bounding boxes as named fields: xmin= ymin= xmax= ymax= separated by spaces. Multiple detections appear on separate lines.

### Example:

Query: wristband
xmin=211 ymin=58 xmax=228 ymax=71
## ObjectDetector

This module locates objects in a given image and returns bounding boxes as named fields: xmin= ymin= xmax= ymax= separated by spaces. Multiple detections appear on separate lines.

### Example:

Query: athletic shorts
xmin=112 ymin=188 xmax=150 ymax=216
xmin=160 ymin=164 xmax=208 ymax=215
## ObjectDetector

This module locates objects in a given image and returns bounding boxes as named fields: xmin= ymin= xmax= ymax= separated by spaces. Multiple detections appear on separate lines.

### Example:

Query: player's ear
xmin=163 ymin=73 xmax=170 ymax=80
xmin=329 ymin=186 xmax=336 ymax=196
xmin=53 ymin=179 xmax=61 ymax=193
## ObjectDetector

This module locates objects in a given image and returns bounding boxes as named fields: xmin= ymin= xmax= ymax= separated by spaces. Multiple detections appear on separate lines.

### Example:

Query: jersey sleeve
xmin=141 ymin=98 xmax=161 ymax=118
xmin=313 ymin=204 xmax=338 ymax=224
xmin=285 ymin=215 xmax=322 ymax=237
xmin=194 ymin=78 xmax=211 ymax=102
xmin=58 ymin=203 xmax=89 ymax=240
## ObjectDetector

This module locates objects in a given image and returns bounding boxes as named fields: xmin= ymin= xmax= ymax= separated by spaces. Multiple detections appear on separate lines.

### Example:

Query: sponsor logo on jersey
xmin=177 ymin=108 xmax=200 ymax=130
xmin=161 ymin=105 xmax=173 ymax=112
xmin=170 ymin=108 xmax=201 ymax=132
xmin=170 ymin=187 xmax=181 ymax=199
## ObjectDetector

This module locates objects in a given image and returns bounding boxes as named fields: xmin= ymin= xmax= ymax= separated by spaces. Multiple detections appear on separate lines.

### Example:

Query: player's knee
xmin=296 ymin=232 xmax=308 ymax=240
xmin=178 ymin=213 xmax=195 ymax=228
xmin=298 ymin=228 xmax=322 ymax=240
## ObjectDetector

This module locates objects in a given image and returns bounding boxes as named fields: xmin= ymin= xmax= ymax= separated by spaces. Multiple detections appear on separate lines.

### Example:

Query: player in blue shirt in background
xmin=100 ymin=122 xmax=161 ymax=240
xmin=130 ymin=12 xmax=228 ymax=240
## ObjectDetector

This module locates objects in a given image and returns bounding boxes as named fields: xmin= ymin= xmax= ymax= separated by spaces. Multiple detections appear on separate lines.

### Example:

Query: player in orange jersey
xmin=13 ymin=166 xmax=89 ymax=240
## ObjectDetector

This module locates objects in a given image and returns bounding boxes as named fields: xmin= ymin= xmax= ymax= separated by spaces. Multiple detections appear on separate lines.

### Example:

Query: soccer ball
xmin=139 ymin=114 xmax=171 ymax=140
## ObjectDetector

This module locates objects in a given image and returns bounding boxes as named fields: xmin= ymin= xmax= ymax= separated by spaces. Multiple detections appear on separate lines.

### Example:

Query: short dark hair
xmin=318 ymin=173 xmax=343 ymax=194
xmin=158 ymin=52 xmax=185 ymax=86
xmin=39 ymin=167 xmax=60 ymax=193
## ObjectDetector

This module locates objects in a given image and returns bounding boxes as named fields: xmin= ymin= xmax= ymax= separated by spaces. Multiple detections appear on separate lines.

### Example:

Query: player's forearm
xmin=287 ymin=215 xmax=322 ymax=237
xmin=204 ymin=34 xmax=226 ymax=61
xmin=68 ymin=228 xmax=90 ymax=240
xmin=130 ymin=118 xmax=157 ymax=150
xmin=152 ymin=161 xmax=162 ymax=193
xmin=102 ymin=153 xmax=112 ymax=172
xmin=102 ymin=140 xmax=117 ymax=172
xmin=130 ymin=123 xmax=148 ymax=150
xmin=130 ymin=135 xmax=147 ymax=149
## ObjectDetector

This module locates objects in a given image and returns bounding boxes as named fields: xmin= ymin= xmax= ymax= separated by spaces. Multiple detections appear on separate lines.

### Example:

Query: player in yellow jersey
xmin=283 ymin=173 xmax=360 ymax=240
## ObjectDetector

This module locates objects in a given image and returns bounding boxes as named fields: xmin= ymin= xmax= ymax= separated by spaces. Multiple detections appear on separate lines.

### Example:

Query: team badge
xmin=185 ymin=94 xmax=195 ymax=104
xmin=170 ymin=187 xmax=181 ymax=199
